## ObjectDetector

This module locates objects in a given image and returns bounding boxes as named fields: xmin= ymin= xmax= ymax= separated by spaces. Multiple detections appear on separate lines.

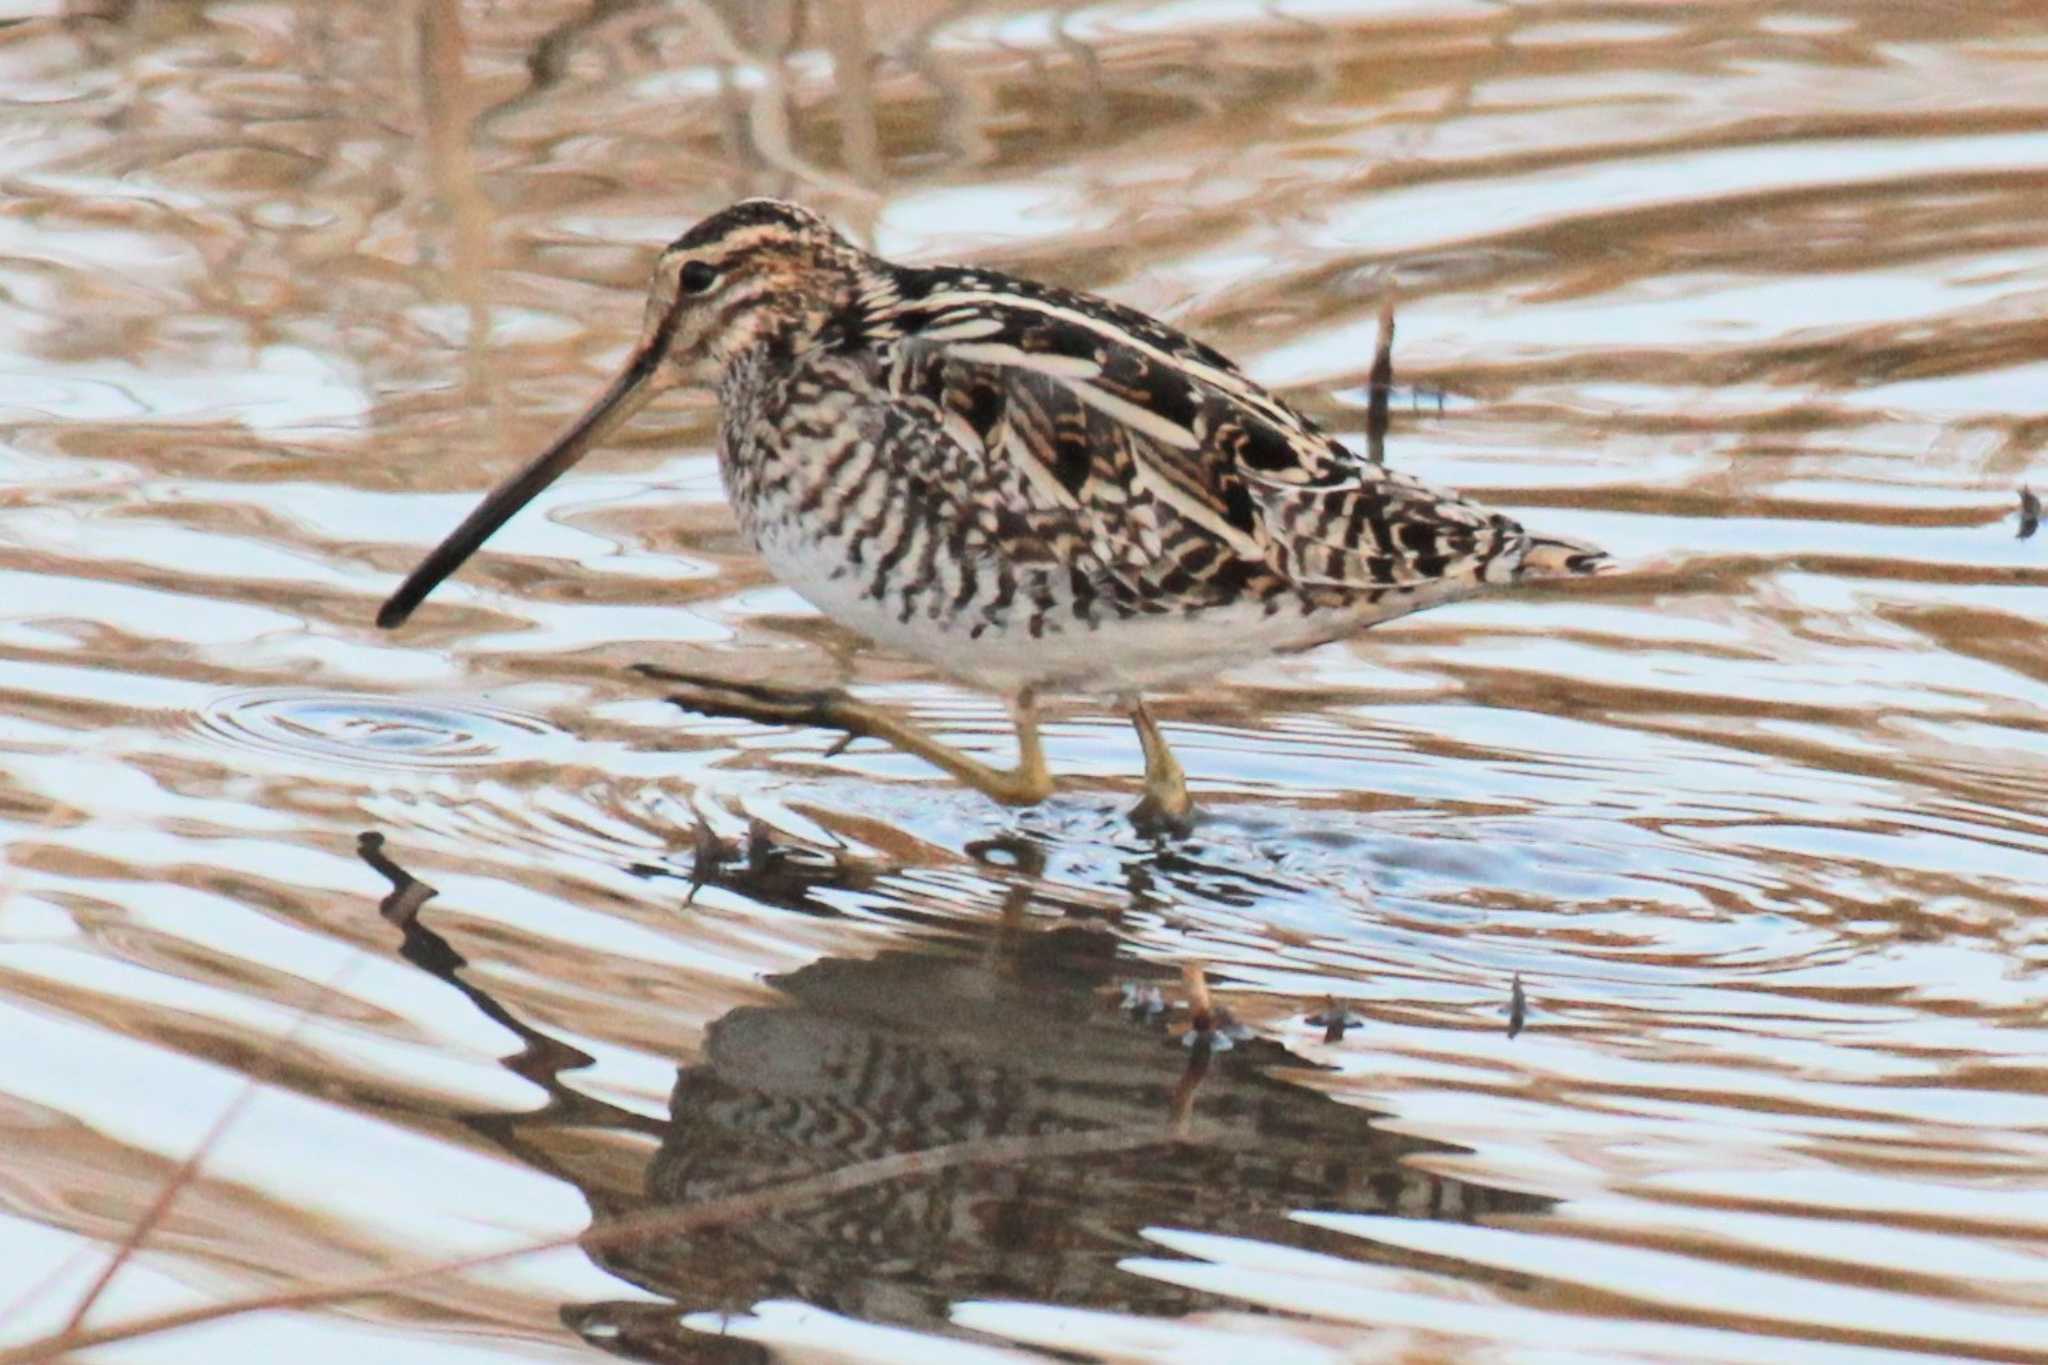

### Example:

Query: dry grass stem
xmin=1366 ymin=302 xmax=1395 ymax=466
xmin=5 ymin=1123 xmax=1212 ymax=1363
xmin=48 ymin=958 xmax=363 ymax=1341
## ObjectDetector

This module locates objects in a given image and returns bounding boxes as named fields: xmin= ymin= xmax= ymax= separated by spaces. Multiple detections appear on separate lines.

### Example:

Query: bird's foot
xmin=631 ymin=663 xmax=870 ymax=736
xmin=1125 ymin=695 xmax=1195 ymax=836
xmin=633 ymin=663 xmax=1055 ymax=808
xmin=1129 ymin=787 xmax=1197 ymax=838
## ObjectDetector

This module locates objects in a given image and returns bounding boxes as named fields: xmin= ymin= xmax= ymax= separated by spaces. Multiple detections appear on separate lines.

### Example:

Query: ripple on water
xmin=190 ymin=688 xmax=564 ymax=773
xmin=9 ymin=1 xmax=2048 ymax=1359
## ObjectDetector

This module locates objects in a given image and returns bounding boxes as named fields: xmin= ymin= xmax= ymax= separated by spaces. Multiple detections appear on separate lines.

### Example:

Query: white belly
xmin=749 ymin=516 xmax=1470 ymax=696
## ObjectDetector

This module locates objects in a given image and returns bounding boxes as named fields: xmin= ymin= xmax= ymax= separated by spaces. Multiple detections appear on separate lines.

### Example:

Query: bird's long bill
xmin=376 ymin=349 xmax=664 ymax=629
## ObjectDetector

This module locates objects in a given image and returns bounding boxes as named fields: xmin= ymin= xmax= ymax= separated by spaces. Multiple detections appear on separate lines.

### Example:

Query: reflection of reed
xmin=694 ymin=0 xmax=878 ymax=212
xmin=359 ymin=830 xmax=1547 ymax=1360
xmin=474 ymin=0 xmax=660 ymax=137
xmin=46 ymin=0 xmax=2048 ymax=471
xmin=817 ymin=1 xmax=882 ymax=191
xmin=902 ymin=1 xmax=996 ymax=171
xmin=415 ymin=0 xmax=494 ymax=394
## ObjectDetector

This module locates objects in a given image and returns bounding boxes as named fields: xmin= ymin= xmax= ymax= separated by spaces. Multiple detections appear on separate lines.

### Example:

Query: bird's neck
xmin=715 ymin=256 xmax=885 ymax=383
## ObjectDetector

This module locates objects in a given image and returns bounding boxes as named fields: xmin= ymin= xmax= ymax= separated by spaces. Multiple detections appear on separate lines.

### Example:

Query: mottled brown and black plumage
xmin=381 ymin=198 xmax=1608 ymax=825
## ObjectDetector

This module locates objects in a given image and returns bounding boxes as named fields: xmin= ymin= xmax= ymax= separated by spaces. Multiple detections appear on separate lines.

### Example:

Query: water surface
xmin=3 ymin=1 xmax=2047 ymax=1361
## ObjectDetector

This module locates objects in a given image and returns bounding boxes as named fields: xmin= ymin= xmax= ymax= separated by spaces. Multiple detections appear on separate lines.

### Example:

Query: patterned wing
xmin=873 ymin=272 xmax=1605 ymax=603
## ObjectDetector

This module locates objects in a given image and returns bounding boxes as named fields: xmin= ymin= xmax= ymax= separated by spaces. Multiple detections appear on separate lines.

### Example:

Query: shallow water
xmin=3 ymin=1 xmax=2047 ymax=1360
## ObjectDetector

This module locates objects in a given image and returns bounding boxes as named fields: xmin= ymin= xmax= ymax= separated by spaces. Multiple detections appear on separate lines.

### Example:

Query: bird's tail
xmin=1519 ymin=531 xmax=1614 ymax=579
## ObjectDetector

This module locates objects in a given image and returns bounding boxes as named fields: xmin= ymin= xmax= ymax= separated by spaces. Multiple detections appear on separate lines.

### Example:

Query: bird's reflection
xmin=359 ymin=830 xmax=1546 ymax=1362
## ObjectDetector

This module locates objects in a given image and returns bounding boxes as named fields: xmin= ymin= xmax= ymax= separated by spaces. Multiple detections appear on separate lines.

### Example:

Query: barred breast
xmin=716 ymin=348 xmax=1576 ymax=695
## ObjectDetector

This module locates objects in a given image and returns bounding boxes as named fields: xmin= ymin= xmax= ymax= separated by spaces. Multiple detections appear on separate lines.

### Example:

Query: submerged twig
xmin=1179 ymin=961 xmax=1214 ymax=1034
xmin=361 ymin=830 xmax=438 ymax=928
xmin=1308 ymin=995 xmax=1364 ymax=1043
xmin=684 ymin=817 xmax=739 ymax=904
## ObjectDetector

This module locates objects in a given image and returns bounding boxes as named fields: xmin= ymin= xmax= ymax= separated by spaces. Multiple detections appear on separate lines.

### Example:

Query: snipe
xmin=380 ymin=199 xmax=1609 ymax=827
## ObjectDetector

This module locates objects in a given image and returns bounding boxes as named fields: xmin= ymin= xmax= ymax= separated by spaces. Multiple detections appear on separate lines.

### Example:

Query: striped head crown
xmin=640 ymin=198 xmax=870 ymax=386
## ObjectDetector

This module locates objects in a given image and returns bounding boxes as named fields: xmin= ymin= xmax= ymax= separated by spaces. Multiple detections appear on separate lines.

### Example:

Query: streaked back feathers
xmin=657 ymin=198 xmax=1610 ymax=647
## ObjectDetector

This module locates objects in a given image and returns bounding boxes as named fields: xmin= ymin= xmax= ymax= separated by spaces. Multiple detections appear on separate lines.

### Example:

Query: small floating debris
xmin=671 ymin=815 xmax=881 ymax=909
xmin=1117 ymin=980 xmax=1168 ymax=1017
xmin=1181 ymin=1011 xmax=1252 ymax=1051
xmin=745 ymin=816 xmax=778 ymax=875
xmin=1176 ymin=962 xmax=1250 ymax=1050
xmin=2018 ymin=486 xmax=2040 ymax=541
xmin=1306 ymin=996 xmax=1368 ymax=1043
xmin=684 ymin=818 xmax=740 ymax=904
xmin=1507 ymin=973 xmax=1528 ymax=1039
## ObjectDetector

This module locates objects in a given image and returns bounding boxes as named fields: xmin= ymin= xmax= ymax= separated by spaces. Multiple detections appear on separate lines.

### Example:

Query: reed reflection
xmin=360 ymin=829 xmax=1547 ymax=1361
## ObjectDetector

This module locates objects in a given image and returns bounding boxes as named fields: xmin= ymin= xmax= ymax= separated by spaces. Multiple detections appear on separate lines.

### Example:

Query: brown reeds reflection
xmin=359 ymin=830 xmax=1546 ymax=1361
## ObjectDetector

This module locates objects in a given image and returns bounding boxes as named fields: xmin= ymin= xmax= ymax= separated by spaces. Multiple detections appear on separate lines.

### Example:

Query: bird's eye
xmin=678 ymin=260 xmax=719 ymax=295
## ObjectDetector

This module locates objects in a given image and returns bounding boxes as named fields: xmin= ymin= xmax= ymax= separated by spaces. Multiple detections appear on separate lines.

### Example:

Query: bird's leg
xmin=634 ymin=665 xmax=1055 ymax=806
xmin=1126 ymin=695 xmax=1194 ymax=832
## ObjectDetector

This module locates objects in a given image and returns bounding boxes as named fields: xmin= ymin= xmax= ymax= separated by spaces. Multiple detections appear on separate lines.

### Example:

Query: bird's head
xmin=377 ymin=198 xmax=866 ymax=629
xmin=637 ymin=198 xmax=869 ymax=388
